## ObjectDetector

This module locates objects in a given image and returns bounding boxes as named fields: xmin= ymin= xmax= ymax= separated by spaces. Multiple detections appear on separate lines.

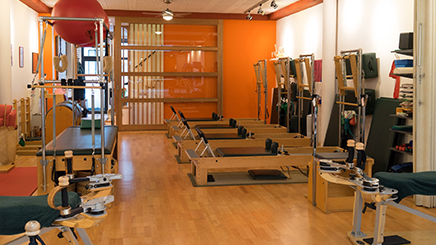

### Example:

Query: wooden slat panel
xmin=121 ymin=72 xmax=218 ymax=77
xmin=122 ymin=98 xmax=218 ymax=103
xmin=217 ymin=20 xmax=224 ymax=115
xmin=114 ymin=17 xmax=122 ymax=128
xmin=121 ymin=46 xmax=219 ymax=51
xmin=119 ymin=17 xmax=220 ymax=25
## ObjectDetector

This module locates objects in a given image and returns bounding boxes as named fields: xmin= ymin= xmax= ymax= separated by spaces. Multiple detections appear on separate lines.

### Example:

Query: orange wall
xmin=223 ymin=20 xmax=276 ymax=121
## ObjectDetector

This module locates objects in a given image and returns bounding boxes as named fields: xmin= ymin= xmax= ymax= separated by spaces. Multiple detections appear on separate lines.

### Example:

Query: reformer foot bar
xmin=334 ymin=49 xmax=367 ymax=144
xmin=253 ymin=59 xmax=268 ymax=123
xmin=317 ymin=141 xmax=436 ymax=245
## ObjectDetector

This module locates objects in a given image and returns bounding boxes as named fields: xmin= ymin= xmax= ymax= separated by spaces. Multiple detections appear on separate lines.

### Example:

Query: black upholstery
xmin=248 ymin=169 xmax=287 ymax=180
xmin=216 ymin=147 xmax=276 ymax=157
xmin=36 ymin=126 xmax=118 ymax=156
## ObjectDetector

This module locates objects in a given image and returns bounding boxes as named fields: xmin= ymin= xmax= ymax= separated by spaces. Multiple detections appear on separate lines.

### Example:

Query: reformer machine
xmin=253 ymin=59 xmax=269 ymax=124
xmin=186 ymin=131 xmax=340 ymax=186
xmin=334 ymin=49 xmax=367 ymax=145
xmin=31 ymin=16 xmax=116 ymax=195
xmin=316 ymin=140 xmax=436 ymax=245
xmin=2 ymin=16 xmax=122 ymax=244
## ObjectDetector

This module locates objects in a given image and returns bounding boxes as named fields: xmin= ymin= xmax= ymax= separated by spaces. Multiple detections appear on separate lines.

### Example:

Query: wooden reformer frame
xmin=253 ymin=59 xmax=268 ymax=124
xmin=175 ymin=133 xmax=310 ymax=162
xmin=273 ymin=57 xmax=293 ymax=131
xmin=334 ymin=49 xmax=366 ymax=144
xmin=186 ymin=145 xmax=342 ymax=186
xmin=294 ymin=54 xmax=315 ymax=137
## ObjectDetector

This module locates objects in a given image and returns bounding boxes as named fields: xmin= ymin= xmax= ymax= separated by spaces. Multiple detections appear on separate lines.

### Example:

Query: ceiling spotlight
xmin=271 ymin=0 xmax=278 ymax=9
xmin=246 ymin=11 xmax=253 ymax=21
xmin=257 ymin=4 xmax=265 ymax=15
xmin=162 ymin=8 xmax=173 ymax=21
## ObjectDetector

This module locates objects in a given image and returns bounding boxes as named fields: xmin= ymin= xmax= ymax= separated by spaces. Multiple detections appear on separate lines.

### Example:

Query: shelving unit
xmin=388 ymin=48 xmax=414 ymax=171
xmin=391 ymin=49 xmax=414 ymax=78
xmin=388 ymin=114 xmax=413 ymax=170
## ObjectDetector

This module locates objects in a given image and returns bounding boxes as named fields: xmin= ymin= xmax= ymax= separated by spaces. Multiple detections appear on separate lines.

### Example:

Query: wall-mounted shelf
xmin=390 ymin=129 xmax=413 ymax=135
xmin=389 ymin=147 xmax=413 ymax=155
xmin=391 ymin=49 xmax=413 ymax=56
xmin=393 ymin=67 xmax=413 ymax=78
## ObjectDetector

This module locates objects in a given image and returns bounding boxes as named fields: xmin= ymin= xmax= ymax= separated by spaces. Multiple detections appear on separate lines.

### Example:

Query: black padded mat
xmin=195 ymin=124 xmax=233 ymax=129
xmin=248 ymin=169 xmax=287 ymax=180
xmin=186 ymin=118 xmax=215 ymax=121
xmin=36 ymin=126 xmax=118 ymax=156
xmin=216 ymin=147 xmax=274 ymax=157
xmin=366 ymin=98 xmax=401 ymax=173
xmin=187 ymin=170 xmax=307 ymax=187
xmin=363 ymin=235 xmax=410 ymax=245
xmin=204 ymin=133 xmax=243 ymax=140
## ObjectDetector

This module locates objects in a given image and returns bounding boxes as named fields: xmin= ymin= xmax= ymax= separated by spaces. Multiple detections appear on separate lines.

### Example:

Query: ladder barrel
xmin=304 ymin=58 xmax=312 ymax=94
xmin=348 ymin=54 xmax=359 ymax=99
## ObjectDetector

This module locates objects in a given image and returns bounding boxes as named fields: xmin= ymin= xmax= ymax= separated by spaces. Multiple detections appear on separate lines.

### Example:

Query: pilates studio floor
xmin=2 ymin=131 xmax=436 ymax=245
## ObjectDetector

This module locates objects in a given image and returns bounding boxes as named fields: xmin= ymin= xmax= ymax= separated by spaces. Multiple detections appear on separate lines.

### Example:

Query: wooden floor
xmin=2 ymin=131 xmax=436 ymax=244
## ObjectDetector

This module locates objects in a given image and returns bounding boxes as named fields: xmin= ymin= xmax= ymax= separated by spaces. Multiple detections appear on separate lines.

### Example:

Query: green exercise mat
xmin=366 ymin=98 xmax=401 ymax=174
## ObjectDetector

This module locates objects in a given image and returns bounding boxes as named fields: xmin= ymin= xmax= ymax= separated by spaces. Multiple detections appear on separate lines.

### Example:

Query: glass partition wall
xmin=114 ymin=18 xmax=223 ymax=130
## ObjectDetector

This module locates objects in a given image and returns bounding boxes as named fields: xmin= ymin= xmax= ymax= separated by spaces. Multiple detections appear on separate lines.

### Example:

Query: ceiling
xmin=40 ymin=0 xmax=299 ymax=15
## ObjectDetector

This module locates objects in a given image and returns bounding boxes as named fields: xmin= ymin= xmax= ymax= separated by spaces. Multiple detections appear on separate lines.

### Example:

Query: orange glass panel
xmin=164 ymin=25 xmax=217 ymax=47
xmin=164 ymin=51 xmax=217 ymax=72
xmin=165 ymin=103 xmax=217 ymax=119
xmin=164 ymin=77 xmax=217 ymax=98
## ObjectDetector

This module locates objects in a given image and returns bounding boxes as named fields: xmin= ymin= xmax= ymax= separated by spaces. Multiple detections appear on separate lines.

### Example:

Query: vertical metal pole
xmin=359 ymin=50 xmax=366 ymax=144
xmin=311 ymin=99 xmax=317 ymax=206
xmin=310 ymin=54 xmax=317 ymax=206
xmin=373 ymin=202 xmax=388 ymax=245
xmin=351 ymin=190 xmax=366 ymax=238
xmin=263 ymin=59 xmax=268 ymax=124
xmin=286 ymin=59 xmax=291 ymax=132
xmin=298 ymin=91 xmax=302 ymax=135
xmin=39 ymin=20 xmax=48 ymax=192
xmin=91 ymin=91 xmax=95 ymax=151
xmin=99 ymin=20 xmax=106 ymax=174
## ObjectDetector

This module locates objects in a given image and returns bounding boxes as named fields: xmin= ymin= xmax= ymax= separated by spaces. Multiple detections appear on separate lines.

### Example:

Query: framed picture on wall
xmin=19 ymin=46 xmax=24 ymax=68
xmin=32 ymin=53 xmax=39 ymax=74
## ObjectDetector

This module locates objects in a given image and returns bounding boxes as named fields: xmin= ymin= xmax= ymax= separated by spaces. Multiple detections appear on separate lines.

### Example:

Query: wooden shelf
xmin=394 ymin=73 xmax=414 ymax=78
xmin=392 ymin=49 xmax=413 ymax=56
xmin=389 ymin=114 xmax=413 ymax=119
xmin=390 ymin=129 xmax=413 ymax=135
xmin=389 ymin=147 xmax=413 ymax=155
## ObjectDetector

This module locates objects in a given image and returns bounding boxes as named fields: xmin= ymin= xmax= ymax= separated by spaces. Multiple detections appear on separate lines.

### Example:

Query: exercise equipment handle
xmin=47 ymin=176 xmax=70 ymax=211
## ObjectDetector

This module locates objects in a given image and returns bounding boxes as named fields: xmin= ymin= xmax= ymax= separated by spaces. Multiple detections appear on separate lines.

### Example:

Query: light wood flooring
xmin=1 ymin=131 xmax=436 ymax=244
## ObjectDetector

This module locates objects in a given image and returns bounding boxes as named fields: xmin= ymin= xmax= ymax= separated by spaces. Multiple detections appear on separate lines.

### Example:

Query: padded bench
xmin=36 ymin=126 xmax=118 ymax=194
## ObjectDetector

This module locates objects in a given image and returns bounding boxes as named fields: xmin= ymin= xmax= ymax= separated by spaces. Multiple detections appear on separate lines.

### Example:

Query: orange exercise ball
xmin=52 ymin=0 xmax=109 ymax=47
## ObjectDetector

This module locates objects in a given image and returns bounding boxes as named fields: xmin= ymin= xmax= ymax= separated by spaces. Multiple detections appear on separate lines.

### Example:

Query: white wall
xmin=338 ymin=0 xmax=414 ymax=98
xmin=10 ymin=0 xmax=39 ymax=101
xmin=276 ymin=0 xmax=414 ymax=144
xmin=276 ymin=4 xmax=323 ymax=59
xmin=0 ymin=0 xmax=12 ymax=104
